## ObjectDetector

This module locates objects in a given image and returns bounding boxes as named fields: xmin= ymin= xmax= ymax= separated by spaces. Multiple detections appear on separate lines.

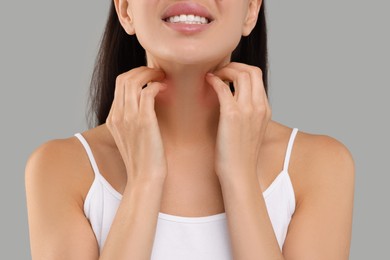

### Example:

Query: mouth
xmin=163 ymin=14 xmax=211 ymax=25
xmin=161 ymin=2 xmax=214 ymax=25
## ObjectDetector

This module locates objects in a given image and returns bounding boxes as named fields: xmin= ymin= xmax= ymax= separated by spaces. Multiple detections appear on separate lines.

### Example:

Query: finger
xmin=122 ymin=67 xmax=166 ymax=113
xmin=111 ymin=75 xmax=126 ymax=117
xmin=206 ymin=73 xmax=236 ymax=112
xmin=114 ymin=67 xmax=148 ymax=114
xmin=139 ymin=82 xmax=167 ymax=118
xmin=225 ymin=63 xmax=267 ymax=109
xmin=212 ymin=66 xmax=252 ymax=106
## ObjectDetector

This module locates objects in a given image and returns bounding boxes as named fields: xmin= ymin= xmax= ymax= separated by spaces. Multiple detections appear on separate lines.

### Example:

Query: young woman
xmin=25 ymin=0 xmax=355 ymax=259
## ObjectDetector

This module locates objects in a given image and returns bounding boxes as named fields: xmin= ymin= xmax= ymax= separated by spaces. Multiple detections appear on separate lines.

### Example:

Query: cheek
xmin=210 ymin=24 xmax=242 ymax=58
xmin=214 ymin=12 xmax=246 ymax=53
xmin=132 ymin=17 xmax=161 ymax=54
xmin=130 ymin=6 xmax=158 ymax=44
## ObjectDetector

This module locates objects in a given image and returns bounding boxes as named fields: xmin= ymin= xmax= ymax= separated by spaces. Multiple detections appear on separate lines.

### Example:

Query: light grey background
xmin=1 ymin=0 xmax=388 ymax=258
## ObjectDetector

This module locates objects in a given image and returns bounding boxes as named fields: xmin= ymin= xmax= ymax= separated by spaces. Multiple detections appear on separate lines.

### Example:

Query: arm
xmin=25 ymin=140 xmax=99 ymax=259
xmin=26 ymin=139 xmax=165 ymax=260
xmin=219 ymin=170 xmax=282 ymax=259
xmin=282 ymin=136 xmax=355 ymax=259
xmin=206 ymin=62 xmax=283 ymax=259
xmin=206 ymin=62 xmax=354 ymax=259
xmin=99 ymin=175 xmax=165 ymax=259
xmin=219 ymin=135 xmax=355 ymax=260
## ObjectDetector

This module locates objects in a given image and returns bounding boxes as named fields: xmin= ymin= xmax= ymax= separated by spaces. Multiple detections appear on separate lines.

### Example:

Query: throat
xmin=154 ymin=82 xmax=220 ymax=146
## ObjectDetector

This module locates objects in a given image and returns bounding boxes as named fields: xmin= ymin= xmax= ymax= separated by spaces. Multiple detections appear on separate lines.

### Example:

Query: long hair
xmin=87 ymin=2 xmax=269 ymax=127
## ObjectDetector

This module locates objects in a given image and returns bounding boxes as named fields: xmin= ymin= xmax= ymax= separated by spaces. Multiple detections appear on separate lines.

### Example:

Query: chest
xmin=160 ymin=150 xmax=225 ymax=216
xmin=97 ymin=144 xmax=284 ymax=217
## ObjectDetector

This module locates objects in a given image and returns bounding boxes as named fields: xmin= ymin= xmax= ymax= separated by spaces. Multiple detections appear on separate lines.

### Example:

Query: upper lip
xmin=161 ymin=2 xmax=214 ymax=21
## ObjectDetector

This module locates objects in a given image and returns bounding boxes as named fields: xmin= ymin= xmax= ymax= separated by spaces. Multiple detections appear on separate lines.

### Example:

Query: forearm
xmin=219 ymin=173 xmax=284 ymax=260
xmin=99 ymin=178 xmax=165 ymax=260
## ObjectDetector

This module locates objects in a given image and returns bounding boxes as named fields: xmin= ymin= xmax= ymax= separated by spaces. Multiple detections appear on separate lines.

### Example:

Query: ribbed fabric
xmin=74 ymin=128 xmax=298 ymax=258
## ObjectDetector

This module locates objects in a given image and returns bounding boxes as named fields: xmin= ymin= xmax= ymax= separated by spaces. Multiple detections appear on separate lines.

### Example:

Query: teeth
xmin=166 ymin=14 xmax=210 ymax=24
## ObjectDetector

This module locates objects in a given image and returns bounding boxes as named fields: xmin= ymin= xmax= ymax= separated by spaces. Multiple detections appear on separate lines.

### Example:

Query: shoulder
xmin=26 ymin=136 xmax=83 ymax=167
xmin=269 ymin=121 xmax=353 ymax=164
xmin=267 ymin=121 xmax=355 ymax=203
xmin=294 ymin=129 xmax=355 ymax=177
xmin=291 ymin=128 xmax=355 ymax=205
xmin=25 ymin=133 xmax=95 ymax=208
xmin=25 ymin=131 xmax=103 ymax=258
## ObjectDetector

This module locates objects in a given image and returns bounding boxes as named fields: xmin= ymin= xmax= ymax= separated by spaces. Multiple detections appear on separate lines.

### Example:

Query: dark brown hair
xmin=87 ymin=2 xmax=269 ymax=127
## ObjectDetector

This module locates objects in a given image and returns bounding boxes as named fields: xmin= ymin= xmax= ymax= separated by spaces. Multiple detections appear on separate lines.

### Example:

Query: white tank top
xmin=74 ymin=128 xmax=298 ymax=259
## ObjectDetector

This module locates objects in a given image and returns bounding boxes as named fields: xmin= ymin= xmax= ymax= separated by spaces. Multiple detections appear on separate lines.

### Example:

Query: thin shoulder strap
xmin=283 ymin=128 xmax=299 ymax=171
xmin=74 ymin=133 xmax=101 ymax=177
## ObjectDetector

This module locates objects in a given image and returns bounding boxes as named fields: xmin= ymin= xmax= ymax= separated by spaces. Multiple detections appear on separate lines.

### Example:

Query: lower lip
xmin=162 ymin=20 xmax=213 ymax=34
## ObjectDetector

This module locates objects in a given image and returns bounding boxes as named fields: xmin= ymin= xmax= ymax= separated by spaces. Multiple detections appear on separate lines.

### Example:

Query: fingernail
xmin=206 ymin=73 xmax=214 ymax=77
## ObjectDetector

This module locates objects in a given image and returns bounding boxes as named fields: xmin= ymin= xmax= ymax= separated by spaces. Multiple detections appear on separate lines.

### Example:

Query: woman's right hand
xmin=106 ymin=66 xmax=168 ymax=188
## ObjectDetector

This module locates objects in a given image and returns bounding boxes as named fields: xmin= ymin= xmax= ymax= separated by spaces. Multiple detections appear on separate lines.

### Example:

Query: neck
xmin=147 ymin=54 xmax=231 ymax=147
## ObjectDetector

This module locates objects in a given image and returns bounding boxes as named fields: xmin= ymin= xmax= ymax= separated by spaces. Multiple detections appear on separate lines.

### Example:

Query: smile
xmin=161 ymin=2 xmax=214 ymax=34
xmin=164 ymin=14 xmax=210 ymax=25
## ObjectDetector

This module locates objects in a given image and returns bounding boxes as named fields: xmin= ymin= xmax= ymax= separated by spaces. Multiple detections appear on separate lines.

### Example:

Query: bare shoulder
xmin=293 ymin=129 xmax=355 ymax=176
xmin=25 ymin=124 xmax=113 ymax=202
xmin=267 ymin=121 xmax=355 ymax=203
xmin=25 ymin=132 xmax=95 ymax=208
xmin=290 ymin=127 xmax=355 ymax=206
xmin=297 ymin=130 xmax=353 ymax=162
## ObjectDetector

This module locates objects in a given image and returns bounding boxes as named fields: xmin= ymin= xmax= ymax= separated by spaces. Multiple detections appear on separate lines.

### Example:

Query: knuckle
xmin=238 ymin=71 xmax=251 ymax=81
xmin=132 ymin=78 xmax=143 ymax=88
xmin=121 ymin=73 xmax=140 ymax=87
xmin=121 ymin=74 xmax=134 ymax=85
xmin=252 ymin=66 xmax=263 ymax=76
xmin=115 ymin=75 xmax=123 ymax=86
xmin=254 ymin=105 xmax=267 ymax=116
xmin=141 ymin=86 xmax=156 ymax=97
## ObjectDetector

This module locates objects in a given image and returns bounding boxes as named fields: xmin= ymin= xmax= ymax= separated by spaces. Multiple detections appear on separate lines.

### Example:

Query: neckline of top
xmin=94 ymin=168 xmax=288 ymax=223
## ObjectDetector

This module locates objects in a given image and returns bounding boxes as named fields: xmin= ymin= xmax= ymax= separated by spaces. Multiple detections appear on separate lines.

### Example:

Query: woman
xmin=25 ymin=0 xmax=355 ymax=259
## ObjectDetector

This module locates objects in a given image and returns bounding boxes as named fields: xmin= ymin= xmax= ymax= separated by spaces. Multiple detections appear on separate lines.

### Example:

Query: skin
xmin=25 ymin=0 xmax=355 ymax=259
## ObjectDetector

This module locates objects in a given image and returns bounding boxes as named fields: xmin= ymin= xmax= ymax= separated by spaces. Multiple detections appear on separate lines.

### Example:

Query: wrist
xmin=216 ymin=166 xmax=257 ymax=183
xmin=218 ymin=173 xmax=262 ymax=205
xmin=127 ymin=175 xmax=166 ymax=192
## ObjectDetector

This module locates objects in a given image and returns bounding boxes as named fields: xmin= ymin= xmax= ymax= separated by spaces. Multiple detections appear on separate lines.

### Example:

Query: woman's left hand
xmin=206 ymin=62 xmax=271 ymax=183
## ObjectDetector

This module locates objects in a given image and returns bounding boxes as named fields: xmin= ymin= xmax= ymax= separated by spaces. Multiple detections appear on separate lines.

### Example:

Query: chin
xmin=139 ymin=32 xmax=239 ymax=66
xmin=143 ymin=39 xmax=236 ymax=67
xmin=168 ymin=55 xmax=218 ymax=65
xmin=156 ymin=47 xmax=232 ymax=66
